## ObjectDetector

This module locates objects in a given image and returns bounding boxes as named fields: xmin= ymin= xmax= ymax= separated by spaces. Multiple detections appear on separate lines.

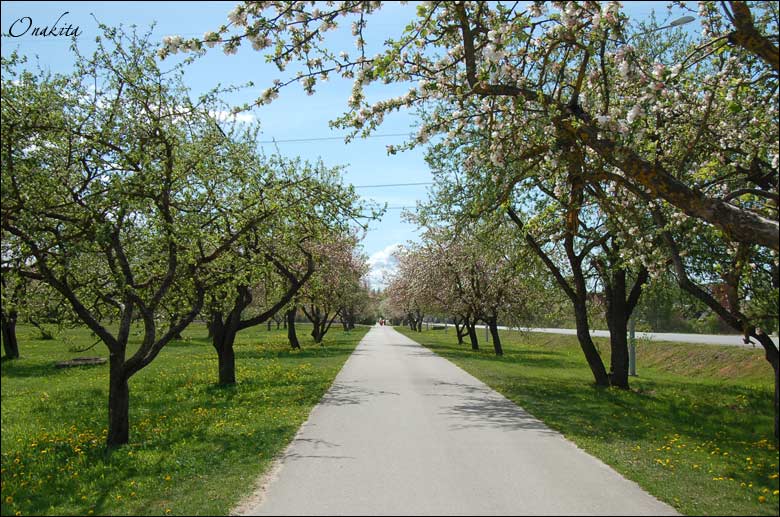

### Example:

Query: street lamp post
xmin=629 ymin=317 xmax=637 ymax=377
xmin=618 ymin=14 xmax=695 ymax=377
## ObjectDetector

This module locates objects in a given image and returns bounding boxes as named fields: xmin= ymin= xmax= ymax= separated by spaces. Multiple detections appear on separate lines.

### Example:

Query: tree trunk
xmin=606 ymin=269 xmax=630 ymax=389
xmin=304 ymin=307 xmax=325 ymax=343
xmin=107 ymin=351 xmax=130 ymax=448
xmin=169 ymin=313 xmax=182 ymax=339
xmin=1 ymin=309 xmax=19 ymax=359
xmin=287 ymin=307 xmax=300 ymax=349
xmin=317 ymin=319 xmax=326 ymax=343
xmin=574 ymin=299 xmax=610 ymax=387
xmin=209 ymin=313 xmax=239 ymax=385
xmin=506 ymin=206 xmax=609 ymax=387
xmin=607 ymin=312 xmax=629 ymax=389
xmin=207 ymin=314 xmax=217 ymax=339
xmin=670 ymin=240 xmax=779 ymax=441
xmin=312 ymin=322 xmax=324 ymax=344
xmin=773 ymin=354 xmax=779 ymax=441
xmin=320 ymin=313 xmax=339 ymax=343
xmin=267 ymin=320 xmax=273 ymax=331
xmin=310 ymin=318 xmax=322 ymax=342
xmin=454 ymin=317 xmax=465 ymax=345
xmin=488 ymin=317 xmax=503 ymax=356
xmin=341 ymin=308 xmax=355 ymax=331
xmin=756 ymin=333 xmax=780 ymax=441
xmin=217 ymin=342 xmax=236 ymax=385
xmin=467 ymin=321 xmax=479 ymax=351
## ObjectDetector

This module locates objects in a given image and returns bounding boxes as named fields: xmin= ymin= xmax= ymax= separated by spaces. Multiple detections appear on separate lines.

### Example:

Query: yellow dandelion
xmin=6 ymin=496 xmax=13 ymax=504
xmin=165 ymin=475 xmax=171 ymax=481
xmin=773 ymin=490 xmax=779 ymax=496
xmin=758 ymin=496 xmax=766 ymax=503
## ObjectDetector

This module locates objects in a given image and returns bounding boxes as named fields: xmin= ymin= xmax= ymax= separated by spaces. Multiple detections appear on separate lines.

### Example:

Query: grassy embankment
xmin=396 ymin=326 xmax=779 ymax=516
xmin=1 ymin=322 xmax=367 ymax=516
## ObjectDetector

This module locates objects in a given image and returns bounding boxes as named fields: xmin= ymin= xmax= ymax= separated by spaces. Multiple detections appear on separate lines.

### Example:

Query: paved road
xmin=468 ymin=325 xmax=779 ymax=348
xmin=237 ymin=326 xmax=677 ymax=516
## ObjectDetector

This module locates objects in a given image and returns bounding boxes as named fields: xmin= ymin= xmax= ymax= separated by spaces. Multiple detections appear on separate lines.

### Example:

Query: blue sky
xmin=1 ymin=1 xmax=689 ymax=287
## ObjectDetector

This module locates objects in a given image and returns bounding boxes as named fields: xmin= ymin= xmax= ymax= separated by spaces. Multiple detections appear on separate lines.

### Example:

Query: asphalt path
xmin=236 ymin=325 xmax=678 ymax=516
xmin=466 ymin=324 xmax=779 ymax=348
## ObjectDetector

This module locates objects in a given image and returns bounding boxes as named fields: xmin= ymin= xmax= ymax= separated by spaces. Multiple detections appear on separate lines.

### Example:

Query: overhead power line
xmin=353 ymin=182 xmax=432 ymax=188
xmin=258 ymin=132 xmax=410 ymax=144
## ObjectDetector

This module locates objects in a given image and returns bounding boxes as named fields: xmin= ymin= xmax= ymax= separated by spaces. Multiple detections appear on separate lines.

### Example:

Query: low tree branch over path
xmin=166 ymin=1 xmax=779 ymax=250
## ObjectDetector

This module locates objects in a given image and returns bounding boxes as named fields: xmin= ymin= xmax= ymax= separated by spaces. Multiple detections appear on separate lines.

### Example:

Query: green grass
xmin=396 ymin=326 xmax=779 ymax=516
xmin=1 ymin=322 xmax=368 ymax=516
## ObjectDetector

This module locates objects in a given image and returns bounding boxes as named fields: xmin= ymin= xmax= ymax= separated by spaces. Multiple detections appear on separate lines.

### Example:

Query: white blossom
xmin=618 ymin=60 xmax=630 ymax=78
xmin=626 ymin=104 xmax=643 ymax=124
xmin=227 ymin=6 xmax=247 ymax=26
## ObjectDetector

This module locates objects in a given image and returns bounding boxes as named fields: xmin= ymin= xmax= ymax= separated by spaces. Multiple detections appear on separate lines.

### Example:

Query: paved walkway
xmin=518 ymin=327 xmax=779 ymax=348
xmin=464 ymin=324 xmax=778 ymax=348
xmin=236 ymin=326 xmax=678 ymax=516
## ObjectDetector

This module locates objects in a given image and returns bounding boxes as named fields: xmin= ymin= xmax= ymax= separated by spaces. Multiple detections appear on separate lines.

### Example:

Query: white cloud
xmin=209 ymin=110 xmax=256 ymax=124
xmin=366 ymin=242 xmax=401 ymax=289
